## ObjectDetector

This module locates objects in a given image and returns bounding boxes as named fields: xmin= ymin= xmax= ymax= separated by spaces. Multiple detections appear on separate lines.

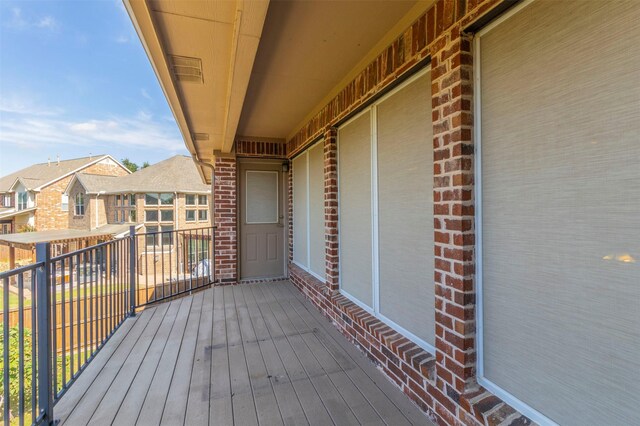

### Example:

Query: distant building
xmin=65 ymin=155 xmax=211 ymax=235
xmin=0 ymin=155 xmax=130 ymax=234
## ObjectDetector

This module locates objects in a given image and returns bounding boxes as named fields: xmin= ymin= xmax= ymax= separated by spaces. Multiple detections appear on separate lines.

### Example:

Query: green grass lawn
xmin=0 ymin=284 xmax=122 ymax=310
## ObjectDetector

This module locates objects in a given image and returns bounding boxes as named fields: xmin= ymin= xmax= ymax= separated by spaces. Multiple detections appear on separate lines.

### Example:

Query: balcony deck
xmin=53 ymin=280 xmax=433 ymax=425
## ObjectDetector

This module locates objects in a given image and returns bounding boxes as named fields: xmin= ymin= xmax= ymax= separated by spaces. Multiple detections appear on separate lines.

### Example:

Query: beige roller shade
xmin=338 ymin=111 xmax=373 ymax=308
xmin=292 ymin=154 xmax=308 ymax=268
xmin=377 ymin=72 xmax=434 ymax=346
xmin=308 ymin=143 xmax=325 ymax=278
xmin=479 ymin=1 xmax=640 ymax=425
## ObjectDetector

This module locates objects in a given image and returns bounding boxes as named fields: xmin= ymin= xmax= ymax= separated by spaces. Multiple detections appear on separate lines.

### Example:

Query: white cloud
xmin=1 ymin=114 xmax=184 ymax=153
xmin=140 ymin=88 xmax=152 ymax=101
xmin=4 ymin=8 xmax=59 ymax=32
xmin=115 ymin=35 xmax=129 ymax=44
xmin=0 ymin=95 xmax=64 ymax=116
xmin=36 ymin=16 xmax=58 ymax=30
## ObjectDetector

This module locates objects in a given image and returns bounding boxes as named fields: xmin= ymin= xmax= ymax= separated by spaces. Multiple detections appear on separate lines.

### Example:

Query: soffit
xmin=236 ymin=0 xmax=418 ymax=140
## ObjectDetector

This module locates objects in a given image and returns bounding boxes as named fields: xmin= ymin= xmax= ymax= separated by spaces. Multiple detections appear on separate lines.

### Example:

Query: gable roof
xmin=0 ymin=155 xmax=129 ymax=193
xmin=105 ymin=155 xmax=210 ymax=194
xmin=67 ymin=173 xmax=122 ymax=195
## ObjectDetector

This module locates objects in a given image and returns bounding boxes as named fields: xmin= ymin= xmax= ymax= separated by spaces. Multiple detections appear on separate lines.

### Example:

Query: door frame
xmin=237 ymin=158 xmax=289 ymax=280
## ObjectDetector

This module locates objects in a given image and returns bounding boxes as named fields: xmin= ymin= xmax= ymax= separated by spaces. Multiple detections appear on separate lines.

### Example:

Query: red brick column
xmin=213 ymin=156 xmax=237 ymax=283
xmin=323 ymin=127 xmax=339 ymax=291
xmin=431 ymin=26 xmax=476 ymax=412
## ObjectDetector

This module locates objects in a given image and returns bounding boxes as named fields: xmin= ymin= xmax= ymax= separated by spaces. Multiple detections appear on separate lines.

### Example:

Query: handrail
xmin=0 ymin=226 xmax=217 ymax=425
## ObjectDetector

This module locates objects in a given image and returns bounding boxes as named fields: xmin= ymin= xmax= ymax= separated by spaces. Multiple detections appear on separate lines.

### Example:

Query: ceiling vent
xmin=169 ymin=55 xmax=203 ymax=83
xmin=192 ymin=133 xmax=210 ymax=141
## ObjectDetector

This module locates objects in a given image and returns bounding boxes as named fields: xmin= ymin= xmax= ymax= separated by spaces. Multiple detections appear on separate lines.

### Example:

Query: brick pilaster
xmin=323 ymin=127 xmax=339 ymax=291
xmin=213 ymin=156 xmax=237 ymax=283
xmin=431 ymin=26 xmax=476 ymax=406
xmin=287 ymin=164 xmax=293 ymax=265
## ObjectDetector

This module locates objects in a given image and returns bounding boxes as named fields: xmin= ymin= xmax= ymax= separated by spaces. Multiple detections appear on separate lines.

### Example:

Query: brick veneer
xmin=284 ymin=0 xmax=534 ymax=425
xmin=36 ymin=160 xmax=128 ymax=231
xmin=235 ymin=138 xmax=287 ymax=158
xmin=213 ymin=156 xmax=237 ymax=283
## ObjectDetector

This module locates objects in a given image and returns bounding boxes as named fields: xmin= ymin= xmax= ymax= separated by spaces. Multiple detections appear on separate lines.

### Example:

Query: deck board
xmin=54 ymin=281 xmax=434 ymax=426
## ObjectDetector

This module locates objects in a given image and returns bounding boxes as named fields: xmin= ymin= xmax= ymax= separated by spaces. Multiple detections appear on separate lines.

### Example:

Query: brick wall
xmin=68 ymin=180 xmax=91 ymax=230
xmin=235 ymin=138 xmax=287 ymax=158
xmin=34 ymin=158 xmax=128 ymax=231
xmin=213 ymin=156 xmax=237 ymax=283
xmin=283 ymin=1 xmax=534 ymax=425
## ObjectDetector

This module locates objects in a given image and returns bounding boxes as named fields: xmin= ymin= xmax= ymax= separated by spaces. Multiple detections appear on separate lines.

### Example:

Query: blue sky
xmin=0 ymin=0 xmax=188 ymax=175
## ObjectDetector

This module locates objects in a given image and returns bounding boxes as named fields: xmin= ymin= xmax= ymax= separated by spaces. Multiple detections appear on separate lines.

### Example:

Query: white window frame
xmin=17 ymin=192 xmax=28 ymax=211
xmin=74 ymin=193 xmax=85 ymax=216
xmin=61 ymin=194 xmax=69 ymax=212
xmin=291 ymin=140 xmax=324 ymax=282
xmin=337 ymin=66 xmax=435 ymax=354
xmin=474 ymin=1 xmax=558 ymax=424
xmin=144 ymin=193 xmax=159 ymax=206
xmin=186 ymin=209 xmax=196 ymax=222
xmin=186 ymin=194 xmax=196 ymax=206
xmin=198 ymin=209 xmax=208 ymax=222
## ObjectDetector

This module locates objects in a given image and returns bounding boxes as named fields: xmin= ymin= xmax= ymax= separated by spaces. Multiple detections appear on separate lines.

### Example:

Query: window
xmin=145 ymin=193 xmax=158 ymax=205
xmin=114 ymin=210 xmax=120 ymax=223
xmin=186 ymin=210 xmax=196 ymax=222
xmin=475 ymin=2 xmax=639 ymax=425
xmin=160 ymin=193 xmax=174 ymax=205
xmin=145 ymin=225 xmax=158 ymax=246
xmin=129 ymin=194 xmax=136 ymax=206
xmin=61 ymin=194 xmax=69 ymax=211
xmin=74 ymin=193 xmax=85 ymax=216
xmin=161 ymin=225 xmax=174 ymax=245
xmin=17 ymin=192 xmax=28 ymax=210
xmin=2 ymin=195 xmax=11 ymax=207
xmin=292 ymin=142 xmax=324 ymax=279
xmin=115 ymin=195 xmax=122 ymax=206
xmin=145 ymin=210 xmax=158 ymax=222
xmin=198 ymin=195 xmax=208 ymax=205
xmin=160 ymin=210 xmax=174 ymax=222
xmin=198 ymin=209 xmax=208 ymax=221
xmin=0 ymin=223 xmax=11 ymax=235
xmin=129 ymin=209 xmax=137 ymax=222
xmin=337 ymin=68 xmax=434 ymax=351
xmin=186 ymin=194 xmax=196 ymax=206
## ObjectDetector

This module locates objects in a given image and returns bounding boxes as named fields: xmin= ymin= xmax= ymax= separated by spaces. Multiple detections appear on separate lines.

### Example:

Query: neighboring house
xmin=126 ymin=1 xmax=640 ymax=425
xmin=0 ymin=155 xmax=130 ymax=234
xmin=65 ymin=155 xmax=211 ymax=233
xmin=65 ymin=155 xmax=213 ymax=276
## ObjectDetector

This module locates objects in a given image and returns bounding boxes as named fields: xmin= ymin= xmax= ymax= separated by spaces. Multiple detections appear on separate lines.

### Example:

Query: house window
xmin=337 ymin=68 xmax=434 ymax=351
xmin=114 ymin=210 xmax=120 ymax=223
xmin=198 ymin=209 xmax=208 ymax=221
xmin=145 ymin=225 xmax=158 ymax=246
xmin=160 ymin=193 xmax=174 ymax=205
xmin=3 ymin=194 xmax=12 ymax=207
xmin=61 ymin=194 xmax=69 ymax=211
xmin=185 ymin=194 xmax=196 ymax=206
xmin=292 ymin=142 xmax=324 ymax=279
xmin=129 ymin=209 xmax=137 ymax=222
xmin=129 ymin=194 xmax=136 ymax=206
xmin=198 ymin=195 xmax=208 ymax=205
xmin=475 ymin=2 xmax=639 ymax=424
xmin=115 ymin=195 xmax=121 ymax=206
xmin=145 ymin=193 xmax=159 ymax=205
xmin=17 ymin=192 xmax=28 ymax=210
xmin=74 ymin=193 xmax=85 ymax=216
xmin=161 ymin=225 xmax=173 ymax=245
xmin=0 ymin=223 xmax=11 ymax=235
xmin=186 ymin=210 xmax=196 ymax=222
xmin=145 ymin=210 xmax=158 ymax=222
xmin=160 ymin=210 xmax=174 ymax=222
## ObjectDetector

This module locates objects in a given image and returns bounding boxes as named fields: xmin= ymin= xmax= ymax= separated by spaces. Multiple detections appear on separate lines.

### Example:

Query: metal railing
xmin=0 ymin=226 xmax=216 ymax=425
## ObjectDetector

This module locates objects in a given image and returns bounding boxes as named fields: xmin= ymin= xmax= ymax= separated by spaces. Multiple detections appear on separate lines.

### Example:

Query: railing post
xmin=129 ymin=226 xmax=136 ymax=316
xmin=35 ymin=242 xmax=54 ymax=425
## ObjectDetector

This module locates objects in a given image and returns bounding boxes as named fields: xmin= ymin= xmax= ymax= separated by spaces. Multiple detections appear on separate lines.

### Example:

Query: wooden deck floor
xmin=54 ymin=281 xmax=433 ymax=425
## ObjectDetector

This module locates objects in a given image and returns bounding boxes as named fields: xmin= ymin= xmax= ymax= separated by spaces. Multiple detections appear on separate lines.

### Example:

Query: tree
xmin=121 ymin=158 xmax=138 ymax=173
xmin=141 ymin=161 xmax=150 ymax=169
